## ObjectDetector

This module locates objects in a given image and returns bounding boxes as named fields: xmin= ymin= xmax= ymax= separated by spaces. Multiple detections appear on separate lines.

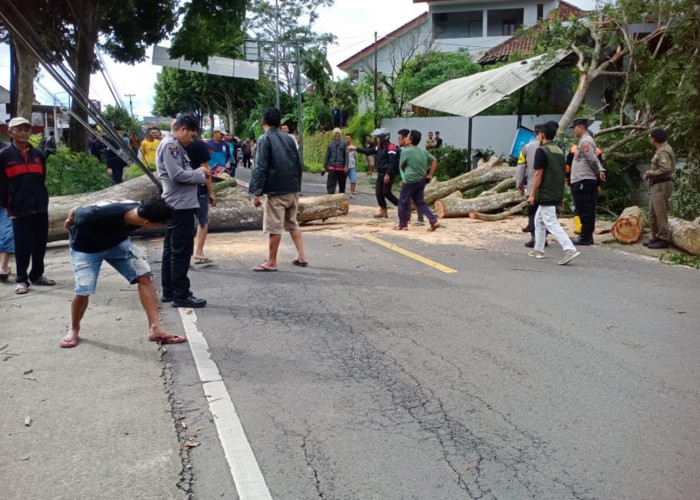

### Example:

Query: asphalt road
xmin=158 ymin=171 xmax=700 ymax=499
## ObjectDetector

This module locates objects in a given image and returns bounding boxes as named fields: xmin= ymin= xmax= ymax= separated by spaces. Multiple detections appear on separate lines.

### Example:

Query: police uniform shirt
xmin=515 ymin=139 xmax=540 ymax=195
xmin=570 ymin=133 xmax=604 ymax=184
xmin=156 ymin=136 xmax=206 ymax=210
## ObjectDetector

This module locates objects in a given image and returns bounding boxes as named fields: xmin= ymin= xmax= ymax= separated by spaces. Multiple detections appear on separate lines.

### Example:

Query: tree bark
xmin=424 ymin=165 xmax=516 ymax=206
xmin=469 ymin=201 xmax=528 ymax=221
xmin=668 ymin=218 xmax=700 ymax=256
xmin=557 ymin=70 xmax=590 ymax=135
xmin=435 ymin=191 xmax=526 ymax=219
xmin=13 ymin=36 xmax=37 ymax=120
xmin=477 ymin=178 xmax=516 ymax=197
xmin=47 ymin=176 xmax=349 ymax=241
xmin=611 ymin=206 xmax=646 ymax=243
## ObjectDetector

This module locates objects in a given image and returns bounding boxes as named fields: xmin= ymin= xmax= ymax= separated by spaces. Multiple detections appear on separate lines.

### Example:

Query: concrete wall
xmin=381 ymin=114 xmax=564 ymax=156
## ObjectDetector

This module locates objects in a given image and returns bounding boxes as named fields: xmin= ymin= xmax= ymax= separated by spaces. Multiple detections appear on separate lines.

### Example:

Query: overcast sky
xmin=0 ymin=0 xmax=596 ymax=118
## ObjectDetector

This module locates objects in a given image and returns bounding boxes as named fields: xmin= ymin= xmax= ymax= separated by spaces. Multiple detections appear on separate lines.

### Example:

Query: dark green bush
xmin=670 ymin=163 xmax=700 ymax=220
xmin=433 ymin=146 xmax=469 ymax=181
xmin=46 ymin=148 xmax=112 ymax=196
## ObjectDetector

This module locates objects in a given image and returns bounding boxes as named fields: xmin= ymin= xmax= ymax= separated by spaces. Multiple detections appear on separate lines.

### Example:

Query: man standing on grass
xmin=527 ymin=121 xmax=580 ymax=265
xmin=396 ymin=130 xmax=440 ymax=231
xmin=58 ymin=198 xmax=186 ymax=348
xmin=249 ymin=107 xmax=307 ymax=272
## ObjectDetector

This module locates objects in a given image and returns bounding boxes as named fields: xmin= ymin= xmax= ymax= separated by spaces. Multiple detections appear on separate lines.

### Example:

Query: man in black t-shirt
xmin=58 ymin=198 xmax=184 ymax=348
xmin=185 ymin=138 xmax=216 ymax=265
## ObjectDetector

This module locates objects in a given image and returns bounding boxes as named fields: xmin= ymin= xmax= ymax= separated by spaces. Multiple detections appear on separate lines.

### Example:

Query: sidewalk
xmin=0 ymin=241 xmax=184 ymax=499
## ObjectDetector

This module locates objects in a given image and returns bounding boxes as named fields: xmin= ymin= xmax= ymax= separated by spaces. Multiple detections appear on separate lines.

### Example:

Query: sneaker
xmin=558 ymin=250 xmax=581 ymax=265
xmin=528 ymin=250 xmax=546 ymax=259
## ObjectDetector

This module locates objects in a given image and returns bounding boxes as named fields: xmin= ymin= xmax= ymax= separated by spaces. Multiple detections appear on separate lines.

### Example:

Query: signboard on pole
xmin=151 ymin=46 xmax=259 ymax=80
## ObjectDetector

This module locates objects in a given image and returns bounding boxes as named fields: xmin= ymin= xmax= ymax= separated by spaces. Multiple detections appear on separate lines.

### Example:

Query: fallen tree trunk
xmin=668 ymin=218 xmax=700 ymax=256
xmin=424 ymin=165 xmax=516 ymax=206
xmin=611 ymin=206 xmax=646 ymax=243
xmin=469 ymin=201 xmax=528 ymax=221
xmin=477 ymin=178 xmax=517 ymax=197
xmin=47 ymin=176 xmax=349 ymax=241
xmin=435 ymin=190 xmax=526 ymax=219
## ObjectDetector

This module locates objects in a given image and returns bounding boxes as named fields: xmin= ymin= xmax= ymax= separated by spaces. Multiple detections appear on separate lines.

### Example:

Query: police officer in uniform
xmin=570 ymin=118 xmax=606 ymax=245
xmin=157 ymin=115 xmax=211 ymax=308
xmin=643 ymin=128 xmax=675 ymax=249
xmin=516 ymin=124 xmax=544 ymax=246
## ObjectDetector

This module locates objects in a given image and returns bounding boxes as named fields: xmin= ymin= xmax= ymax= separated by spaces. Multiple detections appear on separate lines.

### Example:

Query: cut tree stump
xmin=424 ymin=165 xmax=515 ymax=205
xmin=611 ymin=206 xmax=646 ymax=243
xmin=435 ymin=190 xmax=525 ymax=219
xmin=668 ymin=218 xmax=700 ymax=256
xmin=47 ymin=176 xmax=349 ymax=241
xmin=469 ymin=201 xmax=528 ymax=221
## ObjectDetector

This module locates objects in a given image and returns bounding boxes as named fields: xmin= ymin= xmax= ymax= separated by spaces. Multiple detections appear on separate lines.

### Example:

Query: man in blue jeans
xmin=58 ymin=197 xmax=185 ymax=348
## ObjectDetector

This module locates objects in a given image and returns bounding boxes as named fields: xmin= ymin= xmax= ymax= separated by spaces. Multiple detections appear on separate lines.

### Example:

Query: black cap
xmin=571 ymin=118 xmax=588 ymax=128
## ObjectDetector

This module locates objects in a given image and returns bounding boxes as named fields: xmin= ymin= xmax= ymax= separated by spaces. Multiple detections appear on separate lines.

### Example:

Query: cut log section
xmin=668 ymin=218 xmax=700 ymax=256
xmin=477 ymin=178 xmax=517 ymax=197
xmin=47 ymin=176 xmax=349 ymax=241
xmin=424 ymin=165 xmax=516 ymax=205
xmin=611 ymin=206 xmax=646 ymax=243
xmin=469 ymin=201 xmax=528 ymax=221
xmin=435 ymin=190 xmax=526 ymax=219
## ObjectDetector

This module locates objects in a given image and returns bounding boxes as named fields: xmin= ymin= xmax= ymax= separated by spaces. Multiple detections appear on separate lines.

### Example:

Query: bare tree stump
xmin=611 ymin=206 xmax=646 ymax=243
xmin=669 ymin=218 xmax=700 ymax=256
xmin=469 ymin=201 xmax=528 ymax=221
xmin=435 ymin=191 xmax=526 ymax=219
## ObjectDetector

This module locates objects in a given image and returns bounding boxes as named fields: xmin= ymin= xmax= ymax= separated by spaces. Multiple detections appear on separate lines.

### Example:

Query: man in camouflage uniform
xmin=570 ymin=118 xmax=606 ymax=245
xmin=643 ymin=128 xmax=675 ymax=249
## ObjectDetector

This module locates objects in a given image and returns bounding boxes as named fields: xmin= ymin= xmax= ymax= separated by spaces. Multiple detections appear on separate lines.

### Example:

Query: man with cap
xmin=643 ymin=128 xmax=675 ymax=249
xmin=0 ymin=117 xmax=55 ymax=294
xmin=206 ymin=125 xmax=231 ymax=176
xmin=350 ymin=128 xmax=400 ymax=219
xmin=569 ymin=118 xmax=605 ymax=245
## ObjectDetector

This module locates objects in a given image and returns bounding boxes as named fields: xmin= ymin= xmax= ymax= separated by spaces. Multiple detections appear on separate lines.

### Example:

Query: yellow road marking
xmin=363 ymin=234 xmax=458 ymax=274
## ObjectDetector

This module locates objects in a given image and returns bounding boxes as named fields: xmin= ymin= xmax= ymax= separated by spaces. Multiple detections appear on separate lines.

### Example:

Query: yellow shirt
xmin=141 ymin=139 xmax=160 ymax=167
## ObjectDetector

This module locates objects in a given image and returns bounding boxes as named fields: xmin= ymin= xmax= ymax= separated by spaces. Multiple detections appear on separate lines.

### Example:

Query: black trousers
xmin=326 ymin=169 xmax=347 ymax=194
xmin=375 ymin=173 xmax=399 ymax=208
xmin=110 ymin=165 xmax=125 ymax=185
xmin=13 ymin=212 xmax=49 ymax=284
xmin=527 ymin=202 xmax=539 ymax=236
xmin=571 ymin=179 xmax=598 ymax=241
xmin=162 ymin=208 xmax=196 ymax=300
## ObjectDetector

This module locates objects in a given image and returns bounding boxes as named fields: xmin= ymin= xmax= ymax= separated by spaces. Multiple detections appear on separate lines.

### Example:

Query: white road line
xmin=178 ymin=308 xmax=272 ymax=500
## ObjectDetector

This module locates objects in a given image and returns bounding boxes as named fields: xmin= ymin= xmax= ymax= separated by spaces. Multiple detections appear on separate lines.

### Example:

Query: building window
xmin=537 ymin=4 xmax=544 ymax=19
xmin=502 ymin=20 xmax=516 ymax=35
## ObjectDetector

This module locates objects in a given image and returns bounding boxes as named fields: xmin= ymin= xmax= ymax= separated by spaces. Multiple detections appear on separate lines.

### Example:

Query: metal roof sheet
xmin=409 ymin=50 xmax=571 ymax=118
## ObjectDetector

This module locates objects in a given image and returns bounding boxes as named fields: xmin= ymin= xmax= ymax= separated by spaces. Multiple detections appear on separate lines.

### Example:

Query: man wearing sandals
xmin=396 ymin=130 xmax=440 ymax=232
xmin=58 ymin=198 xmax=186 ymax=348
xmin=0 ymin=117 xmax=55 ymax=294
xmin=249 ymin=107 xmax=307 ymax=272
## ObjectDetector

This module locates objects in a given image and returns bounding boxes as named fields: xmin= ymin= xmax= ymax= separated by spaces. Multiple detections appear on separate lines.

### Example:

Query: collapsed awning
xmin=409 ymin=50 xmax=571 ymax=118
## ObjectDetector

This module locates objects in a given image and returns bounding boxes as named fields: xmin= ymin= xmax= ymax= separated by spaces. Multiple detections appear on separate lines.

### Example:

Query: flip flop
xmin=292 ymin=259 xmax=308 ymax=267
xmin=193 ymin=258 xmax=213 ymax=265
xmin=253 ymin=264 xmax=277 ymax=272
xmin=31 ymin=275 xmax=56 ymax=286
xmin=15 ymin=282 xmax=29 ymax=295
xmin=59 ymin=337 xmax=79 ymax=348
xmin=148 ymin=334 xmax=187 ymax=344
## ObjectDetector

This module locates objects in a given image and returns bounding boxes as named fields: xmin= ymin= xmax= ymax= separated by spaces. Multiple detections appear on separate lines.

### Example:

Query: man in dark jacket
xmin=105 ymin=127 xmax=128 ymax=184
xmin=249 ymin=107 xmax=307 ymax=271
xmin=323 ymin=127 xmax=349 ymax=194
xmin=0 ymin=117 xmax=56 ymax=294
xmin=351 ymin=128 xmax=400 ymax=218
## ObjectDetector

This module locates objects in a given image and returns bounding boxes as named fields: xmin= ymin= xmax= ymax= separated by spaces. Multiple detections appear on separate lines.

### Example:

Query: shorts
xmin=195 ymin=193 xmax=209 ymax=227
xmin=347 ymin=167 xmax=357 ymax=183
xmin=71 ymin=239 xmax=152 ymax=295
xmin=0 ymin=209 xmax=14 ymax=253
xmin=263 ymin=193 xmax=300 ymax=234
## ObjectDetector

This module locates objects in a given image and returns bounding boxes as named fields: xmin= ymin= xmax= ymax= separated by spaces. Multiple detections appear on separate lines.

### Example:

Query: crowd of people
xmin=0 ymin=109 xmax=677 ymax=348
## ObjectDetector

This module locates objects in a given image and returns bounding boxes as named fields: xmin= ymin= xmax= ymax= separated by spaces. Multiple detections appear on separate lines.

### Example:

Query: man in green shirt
xmin=527 ymin=121 xmax=580 ymax=265
xmin=396 ymin=130 xmax=439 ymax=231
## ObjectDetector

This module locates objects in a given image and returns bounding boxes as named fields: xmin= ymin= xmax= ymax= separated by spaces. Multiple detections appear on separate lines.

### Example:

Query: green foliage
xmin=302 ymin=130 xmax=334 ymax=172
xmin=302 ymin=94 xmax=332 ymax=134
xmin=432 ymin=146 xmax=469 ymax=181
xmin=660 ymin=251 xmax=700 ymax=269
xmin=346 ymin=111 xmax=374 ymax=146
xmin=301 ymin=48 xmax=333 ymax=103
xmin=102 ymin=105 xmax=141 ymax=135
xmin=28 ymin=134 xmax=42 ymax=148
xmin=670 ymin=164 xmax=700 ymax=220
xmin=45 ymin=148 xmax=111 ymax=196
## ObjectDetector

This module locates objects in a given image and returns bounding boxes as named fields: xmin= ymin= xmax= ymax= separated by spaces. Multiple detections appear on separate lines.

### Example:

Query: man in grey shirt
xmin=157 ymin=114 xmax=211 ymax=308
xmin=516 ymin=124 xmax=543 ymax=247
xmin=570 ymin=118 xmax=605 ymax=245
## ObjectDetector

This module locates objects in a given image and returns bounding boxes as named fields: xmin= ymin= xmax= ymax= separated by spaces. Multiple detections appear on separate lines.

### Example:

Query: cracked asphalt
xmin=157 ymin=171 xmax=700 ymax=499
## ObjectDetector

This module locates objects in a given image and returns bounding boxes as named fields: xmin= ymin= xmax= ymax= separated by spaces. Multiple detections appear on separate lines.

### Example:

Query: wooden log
xmin=669 ymin=218 xmax=700 ymax=256
xmin=423 ymin=165 xmax=516 ymax=205
xmin=469 ymin=201 xmax=528 ymax=221
xmin=611 ymin=206 xmax=646 ymax=243
xmin=47 ymin=176 xmax=349 ymax=241
xmin=477 ymin=177 xmax=517 ymax=197
xmin=435 ymin=190 xmax=526 ymax=219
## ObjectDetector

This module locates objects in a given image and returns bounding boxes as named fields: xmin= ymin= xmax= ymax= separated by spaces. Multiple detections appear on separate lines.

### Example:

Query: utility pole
xmin=124 ymin=93 xmax=135 ymax=117
xmin=275 ymin=0 xmax=281 ymax=110
xmin=295 ymin=43 xmax=304 ymax=166
xmin=373 ymin=31 xmax=378 ymax=128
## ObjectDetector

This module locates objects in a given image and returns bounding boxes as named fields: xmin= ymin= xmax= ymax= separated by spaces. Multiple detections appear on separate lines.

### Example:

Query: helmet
xmin=371 ymin=128 xmax=390 ymax=141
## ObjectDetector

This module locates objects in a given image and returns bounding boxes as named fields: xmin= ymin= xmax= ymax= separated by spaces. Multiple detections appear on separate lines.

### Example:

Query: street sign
xmin=151 ymin=46 xmax=259 ymax=80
